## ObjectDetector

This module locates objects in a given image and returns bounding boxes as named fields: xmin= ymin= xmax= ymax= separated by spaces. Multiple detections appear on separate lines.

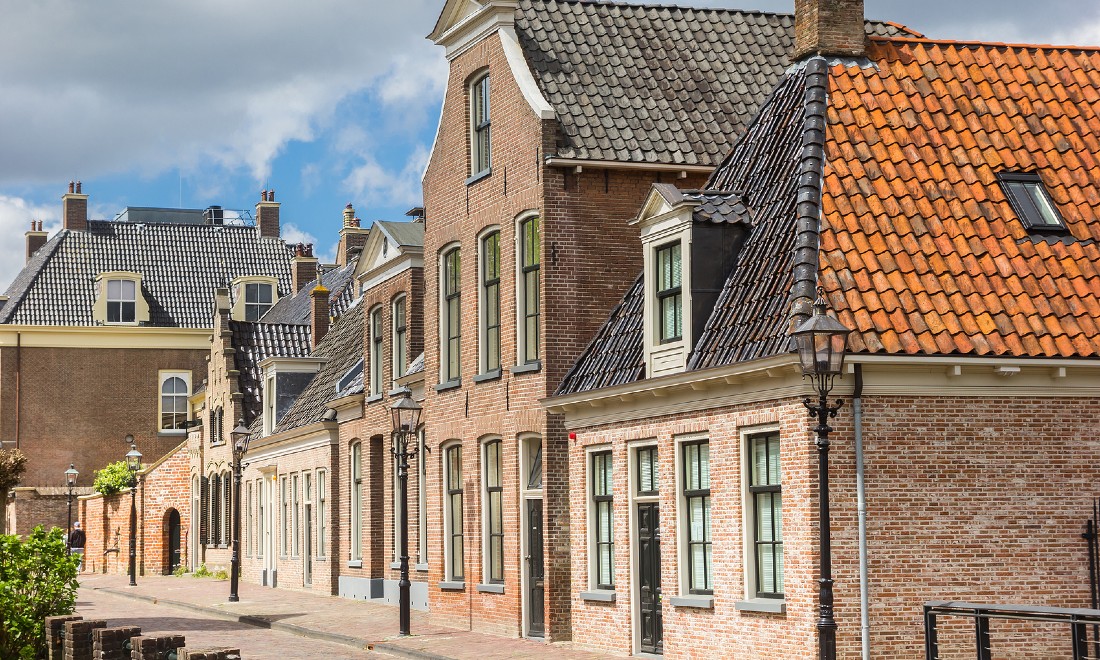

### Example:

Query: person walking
xmin=68 ymin=521 xmax=86 ymax=572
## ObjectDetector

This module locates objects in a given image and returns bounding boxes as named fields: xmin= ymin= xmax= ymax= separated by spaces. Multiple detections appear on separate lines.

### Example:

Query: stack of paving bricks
xmin=45 ymin=615 xmax=83 ymax=660
xmin=63 ymin=618 xmax=106 ymax=660
xmin=92 ymin=626 xmax=142 ymax=660
xmin=178 ymin=649 xmax=241 ymax=660
xmin=130 ymin=635 xmax=186 ymax=660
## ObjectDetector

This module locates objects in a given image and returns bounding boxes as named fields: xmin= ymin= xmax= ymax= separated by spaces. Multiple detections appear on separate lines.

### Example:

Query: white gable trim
xmin=499 ymin=27 xmax=555 ymax=120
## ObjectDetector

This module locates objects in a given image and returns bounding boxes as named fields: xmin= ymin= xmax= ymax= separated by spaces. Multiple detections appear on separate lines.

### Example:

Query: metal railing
xmin=924 ymin=601 xmax=1100 ymax=660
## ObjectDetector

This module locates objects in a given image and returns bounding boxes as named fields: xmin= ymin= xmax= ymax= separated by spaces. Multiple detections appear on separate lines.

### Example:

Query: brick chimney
xmin=336 ymin=203 xmax=369 ymax=266
xmin=291 ymin=243 xmax=319 ymax=293
xmin=25 ymin=221 xmax=48 ymax=263
xmin=793 ymin=0 xmax=865 ymax=60
xmin=256 ymin=189 xmax=280 ymax=238
xmin=62 ymin=181 xmax=88 ymax=231
xmin=310 ymin=284 xmax=330 ymax=348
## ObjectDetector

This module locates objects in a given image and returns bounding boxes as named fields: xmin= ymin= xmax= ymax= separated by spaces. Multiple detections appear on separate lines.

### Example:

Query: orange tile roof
xmin=822 ymin=37 xmax=1100 ymax=358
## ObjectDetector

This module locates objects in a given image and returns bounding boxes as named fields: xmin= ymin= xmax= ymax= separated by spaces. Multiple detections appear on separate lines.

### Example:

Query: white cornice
xmin=434 ymin=1 xmax=516 ymax=60
xmin=499 ymin=26 xmax=555 ymax=120
xmin=359 ymin=254 xmax=423 ymax=293
xmin=245 ymin=422 xmax=338 ymax=463
xmin=0 ymin=325 xmax=211 ymax=350
xmin=544 ymin=353 xmax=1100 ymax=429
xmin=544 ymin=157 xmax=714 ymax=175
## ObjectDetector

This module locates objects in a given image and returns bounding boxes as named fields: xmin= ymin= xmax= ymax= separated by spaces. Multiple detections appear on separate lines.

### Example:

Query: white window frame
xmin=292 ymin=472 xmax=300 ymax=558
xmin=514 ymin=212 xmax=541 ymax=366
xmin=478 ymin=226 xmax=502 ymax=375
xmin=417 ymin=431 xmax=428 ymax=566
xmin=370 ymin=305 xmax=384 ymax=395
xmin=481 ymin=436 xmax=504 ymax=585
xmin=392 ymin=294 xmax=408 ymax=383
xmin=246 ymin=480 xmax=253 ymax=558
xmin=439 ymin=244 xmax=462 ymax=384
xmin=230 ymin=276 xmax=279 ymax=321
xmin=106 ymin=278 xmax=137 ymax=323
xmin=586 ymin=444 xmax=614 ymax=592
xmin=518 ymin=433 xmax=544 ymax=638
xmin=442 ymin=440 xmax=464 ymax=582
xmin=627 ymin=440 xmax=660 ymax=656
xmin=469 ymin=71 xmax=491 ymax=177
xmin=351 ymin=442 xmax=363 ymax=562
xmin=741 ymin=426 xmax=784 ymax=607
xmin=317 ymin=469 xmax=327 ymax=558
xmin=675 ymin=433 xmax=712 ymax=597
xmin=280 ymin=475 xmax=289 ymax=557
xmin=158 ymin=370 xmax=191 ymax=433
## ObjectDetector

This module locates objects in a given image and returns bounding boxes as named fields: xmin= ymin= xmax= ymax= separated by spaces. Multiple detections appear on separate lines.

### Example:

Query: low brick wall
xmin=179 ymin=649 xmax=241 ymax=660
xmin=63 ymin=619 xmax=106 ymax=660
xmin=130 ymin=635 xmax=186 ymax=660
xmin=93 ymin=626 xmax=142 ymax=660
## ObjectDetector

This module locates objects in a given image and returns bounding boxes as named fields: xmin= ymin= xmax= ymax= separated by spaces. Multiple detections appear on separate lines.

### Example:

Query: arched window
xmin=160 ymin=374 xmax=189 ymax=431
xmin=470 ymin=73 xmax=491 ymax=176
xmin=482 ymin=438 xmax=503 ymax=583
xmin=517 ymin=215 xmax=540 ymax=365
xmin=480 ymin=230 xmax=501 ymax=374
xmin=440 ymin=247 xmax=462 ymax=383
xmin=443 ymin=442 xmax=464 ymax=581
xmin=392 ymin=295 xmax=408 ymax=380
xmin=351 ymin=442 xmax=363 ymax=561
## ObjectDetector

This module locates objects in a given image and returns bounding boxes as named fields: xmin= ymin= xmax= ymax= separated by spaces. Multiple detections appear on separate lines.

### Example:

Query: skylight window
xmin=337 ymin=358 xmax=363 ymax=394
xmin=998 ymin=172 xmax=1066 ymax=231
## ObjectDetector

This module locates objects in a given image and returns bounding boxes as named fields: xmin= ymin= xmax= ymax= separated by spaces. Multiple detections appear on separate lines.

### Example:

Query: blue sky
xmin=1 ymin=0 xmax=1097 ymax=288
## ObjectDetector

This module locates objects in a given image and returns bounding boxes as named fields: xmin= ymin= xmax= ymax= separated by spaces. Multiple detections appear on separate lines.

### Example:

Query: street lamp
xmin=228 ymin=419 xmax=251 ymax=603
xmin=792 ymin=288 xmax=852 ymax=660
xmin=65 ymin=464 xmax=79 ymax=554
xmin=124 ymin=438 xmax=143 ymax=587
xmin=389 ymin=390 xmax=422 ymax=636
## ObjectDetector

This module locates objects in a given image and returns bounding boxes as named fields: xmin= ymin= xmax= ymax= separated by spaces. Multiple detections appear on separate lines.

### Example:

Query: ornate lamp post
xmin=124 ymin=438 xmax=143 ymax=587
xmin=792 ymin=288 xmax=852 ymax=660
xmin=65 ymin=464 xmax=79 ymax=554
xmin=389 ymin=391 xmax=422 ymax=636
xmin=228 ymin=419 xmax=252 ymax=603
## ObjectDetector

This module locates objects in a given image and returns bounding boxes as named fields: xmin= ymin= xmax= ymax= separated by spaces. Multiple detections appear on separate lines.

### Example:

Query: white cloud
xmin=342 ymin=145 xmax=431 ymax=212
xmin=0 ymin=195 xmax=59 ymax=290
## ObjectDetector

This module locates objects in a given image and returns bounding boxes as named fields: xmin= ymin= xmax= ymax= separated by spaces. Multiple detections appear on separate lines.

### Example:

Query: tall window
xmin=442 ymin=248 xmax=462 ymax=382
xmin=292 ymin=473 xmax=300 ymax=557
xmin=481 ymin=231 xmax=501 ymax=373
xmin=257 ymin=478 xmax=264 ymax=558
xmin=750 ymin=432 xmax=783 ymax=597
xmin=245 ymin=481 xmax=253 ymax=556
xmin=317 ymin=470 xmax=327 ymax=557
xmin=393 ymin=455 xmax=402 ymax=562
xmin=591 ymin=451 xmax=614 ymax=589
xmin=656 ymin=242 xmax=682 ymax=343
xmin=280 ymin=476 xmax=289 ymax=556
xmin=209 ymin=473 xmax=221 ymax=546
xmin=392 ymin=296 xmax=407 ymax=380
xmin=682 ymin=441 xmax=711 ymax=594
xmin=637 ymin=446 xmax=659 ymax=496
xmin=351 ymin=443 xmax=363 ymax=561
xmin=418 ymin=432 xmax=428 ymax=565
xmin=106 ymin=279 xmax=137 ymax=323
xmin=244 ymin=282 xmax=274 ymax=321
xmin=222 ymin=471 xmax=230 ymax=546
xmin=370 ymin=306 xmax=383 ymax=395
xmin=483 ymin=439 xmax=504 ymax=583
xmin=445 ymin=444 xmax=464 ymax=581
xmin=160 ymin=375 xmax=189 ymax=431
xmin=470 ymin=74 xmax=491 ymax=176
xmin=518 ymin=216 xmax=540 ymax=364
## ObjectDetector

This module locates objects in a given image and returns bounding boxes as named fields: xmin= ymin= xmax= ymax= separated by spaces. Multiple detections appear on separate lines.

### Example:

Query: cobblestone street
xmin=78 ymin=574 xmax=622 ymax=659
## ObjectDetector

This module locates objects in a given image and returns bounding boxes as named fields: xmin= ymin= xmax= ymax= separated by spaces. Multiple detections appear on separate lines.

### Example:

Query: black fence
xmin=924 ymin=601 xmax=1100 ymax=660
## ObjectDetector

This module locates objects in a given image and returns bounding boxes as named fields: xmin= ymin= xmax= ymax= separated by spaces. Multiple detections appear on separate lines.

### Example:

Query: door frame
xmin=628 ymin=441 xmax=661 ymax=655
xmin=303 ymin=472 xmax=313 ymax=587
xmin=261 ymin=468 xmax=278 ymax=587
xmin=166 ymin=508 xmax=182 ymax=574
xmin=518 ymin=433 xmax=544 ymax=638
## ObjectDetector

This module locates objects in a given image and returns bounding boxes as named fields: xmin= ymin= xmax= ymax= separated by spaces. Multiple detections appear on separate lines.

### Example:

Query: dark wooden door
xmin=526 ymin=498 xmax=545 ymax=637
xmin=167 ymin=509 xmax=182 ymax=573
xmin=638 ymin=503 xmax=663 ymax=654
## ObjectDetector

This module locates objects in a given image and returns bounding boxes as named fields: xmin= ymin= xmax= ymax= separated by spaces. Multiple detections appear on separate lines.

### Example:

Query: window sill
xmin=509 ymin=361 xmax=541 ymax=376
xmin=473 ymin=369 xmax=502 ymax=384
xmin=465 ymin=169 xmax=492 ymax=186
xmin=579 ymin=590 xmax=616 ymax=603
xmin=158 ymin=430 xmax=187 ymax=437
xmin=415 ymin=563 xmax=429 ymax=572
xmin=365 ymin=393 xmax=384 ymax=404
xmin=476 ymin=583 xmax=505 ymax=594
xmin=439 ymin=581 xmax=465 ymax=591
xmin=347 ymin=560 xmax=363 ymax=568
xmin=388 ymin=387 xmax=411 ymax=397
xmin=670 ymin=595 xmax=714 ymax=609
xmin=390 ymin=561 xmax=402 ymax=570
xmin=735 ymin=598 xmax=786 ymax=614
xmin=434 ymin=379 xmax=462 ymax=393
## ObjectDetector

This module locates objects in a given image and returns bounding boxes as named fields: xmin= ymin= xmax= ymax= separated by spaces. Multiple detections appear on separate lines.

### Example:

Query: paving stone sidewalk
xmin=79 ymin=574 xmax=622 ymax=659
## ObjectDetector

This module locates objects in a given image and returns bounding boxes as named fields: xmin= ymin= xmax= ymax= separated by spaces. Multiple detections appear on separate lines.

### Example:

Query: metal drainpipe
xmin=854 ymin=363 xmax=869 ymax=660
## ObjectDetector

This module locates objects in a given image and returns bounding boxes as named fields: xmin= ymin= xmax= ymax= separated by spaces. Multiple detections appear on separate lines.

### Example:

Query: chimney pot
xmin=68 ymin=181 xmax=75 ymax=194
xmin=794 ymin=0 xmax=866 ymax=60
xmin=75 ymin=181 xmax=82 ymax=194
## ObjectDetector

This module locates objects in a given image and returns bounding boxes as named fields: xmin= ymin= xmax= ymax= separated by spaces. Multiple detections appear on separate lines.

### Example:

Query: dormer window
xmin=159 ymin=371 xmax=190 ymax=432
xmin=470 ymin=73 xmax=491 ymax=178
xmin=245 ymin=282 xmax=273 ymax=321
xmin=230 ymin=276 xmax=279 ymax=322
xmin=107 ymin=279 xmax=137 ymax=323
xmin=998 ymin=172 xmax=1066 ymax=231
xmin=656 ymin=242 xmax=682 ymax=343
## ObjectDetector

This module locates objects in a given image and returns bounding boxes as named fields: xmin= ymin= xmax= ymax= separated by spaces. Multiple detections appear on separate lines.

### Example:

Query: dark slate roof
xmin=274 ymin=298 xmax=365 ymax=433
xmin=0 ymin=222 xmax=293 ymax=327
xmin=230 ymin=321 xmax=313 ymax=425
xmin=516 ymin=0 xmax=912 ymax=167
xmin=375 ymin=221 xmax=425 ymax=248
xmin=259 ymin=258 xmax=359 ymax=325
xmin=556 ymin=62 xmax=818 ymax=395
xmin=556 ymin=274 xmax=644 ymax=395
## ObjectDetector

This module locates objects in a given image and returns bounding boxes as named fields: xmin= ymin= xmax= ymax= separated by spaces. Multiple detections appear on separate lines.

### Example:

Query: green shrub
xmin=212 ymin=567 xmax=229 ymax=581
xmin=92 ymin=461 xmax=133 ymax=496
xmin=172 ymin=564 xmax=189 ymax=577
xmin=191 ymin=563 xmax=212 ymax=578
xmin=0 ymin=526 xmax=79 ymax=659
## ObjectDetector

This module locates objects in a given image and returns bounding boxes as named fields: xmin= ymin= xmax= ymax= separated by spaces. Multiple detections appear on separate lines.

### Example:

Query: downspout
xmin=854 ymin=363 xmax=869 ymax=660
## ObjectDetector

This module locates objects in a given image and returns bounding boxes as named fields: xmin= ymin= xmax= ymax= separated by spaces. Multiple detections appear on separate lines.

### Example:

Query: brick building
xmin=1 ymin=185 xmax=294 ymax=534
xmin=545 ymin=1 xmax=1100 ymax=657
xmin=419 ymin=0 xmax=907 ymax=640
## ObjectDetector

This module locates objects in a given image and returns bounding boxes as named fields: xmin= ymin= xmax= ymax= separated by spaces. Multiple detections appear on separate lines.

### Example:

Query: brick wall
xmin=6 ymin=488 xmax=74 ymax=536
